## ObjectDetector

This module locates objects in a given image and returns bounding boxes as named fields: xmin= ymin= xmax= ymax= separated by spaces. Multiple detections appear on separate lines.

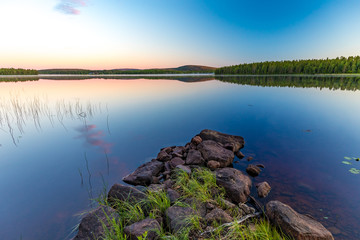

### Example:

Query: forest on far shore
xmin=215 ymin=56 xmax=360 ymax=75
xmin=0 ymin=68 xmax=38 ymax=75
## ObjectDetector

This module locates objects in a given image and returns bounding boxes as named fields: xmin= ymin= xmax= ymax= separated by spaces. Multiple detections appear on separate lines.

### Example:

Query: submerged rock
xmin=123 ymin=159 xmax=164 ymax=186
xmin=266 ymin=201 xmax=334 ymax=240
xmin=124 ymin=218 xmax=161 ymax=240
xmin=215 ymin=168 xmax=252 ymax=203
xmin=74 ymin=206 xmax=119 ymax=240
xmin=198 ymin=140 xmax=234 ymax=167
xmin=256 ymin=182 xmax=271 ymax=198
xmin=246 ymin=164 xmax=261 ymax=177
xmin=199 ymin=129 xmax=244 ymax=153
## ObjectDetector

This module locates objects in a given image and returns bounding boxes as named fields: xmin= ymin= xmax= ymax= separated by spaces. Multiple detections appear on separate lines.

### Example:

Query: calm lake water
xmin=0 ymin=76 xmax=359 ymax=239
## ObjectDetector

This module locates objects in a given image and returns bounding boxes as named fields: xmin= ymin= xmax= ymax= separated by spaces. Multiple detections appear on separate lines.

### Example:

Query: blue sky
xmin=0 ymin=0 xmax=359 ymax=69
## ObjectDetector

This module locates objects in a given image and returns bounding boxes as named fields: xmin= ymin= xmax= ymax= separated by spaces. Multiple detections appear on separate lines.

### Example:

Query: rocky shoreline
xmin=73 ymin=129 xmax=334 ymax=240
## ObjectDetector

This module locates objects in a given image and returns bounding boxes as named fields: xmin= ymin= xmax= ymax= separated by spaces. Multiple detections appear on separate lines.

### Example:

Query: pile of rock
xmin=74 ymin=129 xmax=334 ymax=240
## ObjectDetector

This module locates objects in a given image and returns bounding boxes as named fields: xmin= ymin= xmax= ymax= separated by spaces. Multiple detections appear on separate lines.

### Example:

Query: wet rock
xmin=74 ymin=206 xmax=119 ymax=240
xmin=191 ymin=135 xmax=203 ymax=145
xmin=176 ymin=165 xmax=191 ymax=175
xmin=123 ymin=160 xmax=164 ymax=186
xmin=198 ymin=140 xmax=234 ymax=168
xmin=238 ymin=203 xmax=256 ymax=215
xmin=266 ymin=201 xmax=334 ymax=240
xmin=207 ymin=160 xmax=221 ymax=170
xmin=166 ymin=206 xmax=194 ymax=233
xmin=199 ymin=129 xmax=244 ymax=153
xmin=246 ymin=164 xmax=261 ymax=177
xmin=185 ymin=149 xmax=204 ymax=165
xmin=107 ymin=184 xmax=146 ymax=204
xmin=216 ymin=168 xmax=252 ymax=204
xmin=157 ymin=151 xmax=172 ymax=162
xmin=256 ymin=164 xmax=265 ymax=168
xmin=246 ymin=156 xmax=253 ymax=161
xmin=205 ymin=208 xmax=233 ymax=224
xmin=124 ymin=218 xmax=161 ymax=240
xmin=235 ymin=151 xmax=245 ymax=159
xmin=256 ymin=182 xmax=271 ymax=198
xmin=167 ymin=188 xmax=180 ymax=204
xmin=170 ymin=157 xmax=185 ymax=168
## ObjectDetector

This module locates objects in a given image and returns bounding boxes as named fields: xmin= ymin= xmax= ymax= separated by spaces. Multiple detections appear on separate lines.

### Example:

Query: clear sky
xmin=0 ymin=0 xmax=359 ymax=69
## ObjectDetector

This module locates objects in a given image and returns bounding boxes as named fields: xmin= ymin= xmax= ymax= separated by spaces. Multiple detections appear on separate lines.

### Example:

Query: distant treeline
xmin=39 ymin=69 xmax=214 ymax=75
xmin=217 ymin=76 xmax=360 ymax=91
xmin=0 ymin=68 xmax=38 ymax=75
xmin=215 ymin=56 xmax=360 ymax=75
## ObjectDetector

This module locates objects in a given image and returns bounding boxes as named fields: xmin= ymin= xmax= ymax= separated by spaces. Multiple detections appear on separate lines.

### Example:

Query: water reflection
xmin=75 ymin=124 xmax=113 ymax=154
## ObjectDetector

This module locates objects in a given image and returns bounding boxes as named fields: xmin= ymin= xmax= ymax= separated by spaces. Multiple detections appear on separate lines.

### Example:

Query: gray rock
xmin=74 ymin=206 xmax=118 ymax=240
xmin=123 ymin=160 xmax=164 ymax=186
xmin=246 ymin=164 xmax=261 ymax=177
xmin=124 ymin=218 xmax=161 ymax=240
xmin=256 ymin=182 xmax=271 ymax=198
xmin=266 ymin=201 xmax=334 ymax=240
xmin=215 ymin=168 xmax=252 ymax=204
xmin=167 ymin=188 xmax=180 ymax=204
xmin=166 ymin=206 xmax=194 ymax=233
xmin=169 ymin=157 xmax=185 ymax=168
xmin=107 ymin=184 xmax=146 ymax=205
xmin=184 ymin=198 xmax=207 ymax=218
xmin=185 ymin=149 xmax=204 ymax=165
xmin=199 ymin=129 xmax=244 ymax=153
xmin=198 ymin=140 xmax=234 ymax=168
xmin=172 ymin=146 xmax=186 ymax=157
xmin=175 ymin=165 xmax=191 ymax=175
xmin=205 ymin=208 xmax=233 ymax=224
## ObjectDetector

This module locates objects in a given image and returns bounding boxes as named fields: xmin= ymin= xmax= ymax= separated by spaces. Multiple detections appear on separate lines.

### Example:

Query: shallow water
xmin=0 ymin=76 xmax=359 ymax=239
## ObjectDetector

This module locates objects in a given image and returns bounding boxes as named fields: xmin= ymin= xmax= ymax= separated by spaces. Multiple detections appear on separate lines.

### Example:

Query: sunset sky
xmin=0 ymin=0 xmax=359 ymax=70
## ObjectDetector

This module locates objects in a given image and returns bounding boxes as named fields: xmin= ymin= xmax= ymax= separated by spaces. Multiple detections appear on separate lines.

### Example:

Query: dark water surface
xmin=0 ymin=76 xmax=359 ymax=239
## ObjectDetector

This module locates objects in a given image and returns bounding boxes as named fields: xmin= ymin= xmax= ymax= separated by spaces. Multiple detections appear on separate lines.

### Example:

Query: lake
xmin=0 ymin=76 xmax=359 ymax=239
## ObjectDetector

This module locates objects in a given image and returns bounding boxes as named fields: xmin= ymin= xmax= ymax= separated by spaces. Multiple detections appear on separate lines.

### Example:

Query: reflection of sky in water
xmin=0 ymin=78 xmax=359 ymax=239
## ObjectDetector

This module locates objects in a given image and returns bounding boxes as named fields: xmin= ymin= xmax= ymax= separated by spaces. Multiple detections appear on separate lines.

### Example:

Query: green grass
xmin=84 ymin=168 xmax=292 ymax=240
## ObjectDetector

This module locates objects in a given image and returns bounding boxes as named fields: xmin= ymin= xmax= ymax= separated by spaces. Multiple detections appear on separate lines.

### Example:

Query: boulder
xmin=246 ymin=164 xmax=261 ymax=177
xmin=266 ymin=201 xmax=334 ymax=240
xmin=191 ymin=136 xmax=203 ymax=145
xmin=198 ymin=140 xmax=234 ymax=167
xmin=167 ymin=188 xmax=181 ymax=204
xmin=74 ymin=206 xmax=118 ymax=240
xmin=207 ymin=160 xmax=221 ymax=170
xmin=171 ymin=146 xmax=186 ymax=158
xmin=124 ymin=218 xmax=161 ymax=240
xmin=166 ymin=206 xmax=194 ymax=233
xmin=199 ymin=129 xmax=244 ymax=152
xmin=169 ymin=157 xmax=185 ymax=168
xmin=107 ymin=184 xmax=146 ymax=204
xmin=184 ymin=198 xmax=207 ymax=218
xmin=175 ymin=165 xmax=191 ymax=175
xmin=256 ymin=182 xmax=271 ymax=198
xmin=185 ymin=149 xmax=204 ymax=165
xmin=123 ymin=160 xmax=164 ymax=186
xmin=215 ymin=168 xmax=252 ymax=204
xmin=205 ymin=208 xmax=233 ymax=224
xmin=157 ymin=151 xmax=172 ymax=162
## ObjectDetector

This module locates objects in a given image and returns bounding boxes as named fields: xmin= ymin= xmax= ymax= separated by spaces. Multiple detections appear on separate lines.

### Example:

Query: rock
xmin=157 ymin=151 xmax=172 ymax=162
xmin=166 ymin=206 xmax=194 ymax=233
xmin=184 ymin=198 xmax=207 ymax=218
xmin=163 ymin=179 xmax=174 ymax=189
xmin=147 ymin=184 xmax=166 ymax=193
xmin=199 ymin=129 xmax=244 ymax=152
xmin=205 ymin=202 xmax=216 ymax=210
xmin=172 ymin=146 xmax=185 ymax=157
xmin=246 ymin=156 xmax=253 ymax=161
xmin=205 ymin=208 xmax=233 ymax=224
xmin=124 ymin=218 xmax=161 ymax=240
xmin=216 ymin=168 xmax=252 ymax=204
xmin=74 ymin=206 xmax=119 ymax=240
xmin=185 ymin=149 xmax=204 ymax=165
xmin=123 ymin=160 xmax=164 ymax=186
xmin=167 ymin=188 xmax=180 ymax=204
xmin=207 ymin=160 xmax=221 ymax=170
xmin=161 ymin=146 xmax=173 ymax=154
xmin=169 ymin=157 xmax=185 ymax=168
xmin=256 ymin=164 xmax=265 ymax=168
xmin=266 ymin=201 xmax=334 ymax=240
xmin=220 ymin=199 xmax=237 ymax=209
xmin=256 ymin=182 xmax=271 ymax=198
xmin=191 ymin=136 xmax=203 ymax=145
xmin=238 ymin=203 xmax=256 ymax=215
xmin=175 ymin=165 xmax=191 ymax=175
xmin=235 ymin=151 xmax=245 ymax=159
xmin=107 ymin=184 xmax=146 ymax=204
xmin=198 ymin=140 xmax=234 ymax=167
xmin=246 ymin=164 xmax=261 ymax=177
